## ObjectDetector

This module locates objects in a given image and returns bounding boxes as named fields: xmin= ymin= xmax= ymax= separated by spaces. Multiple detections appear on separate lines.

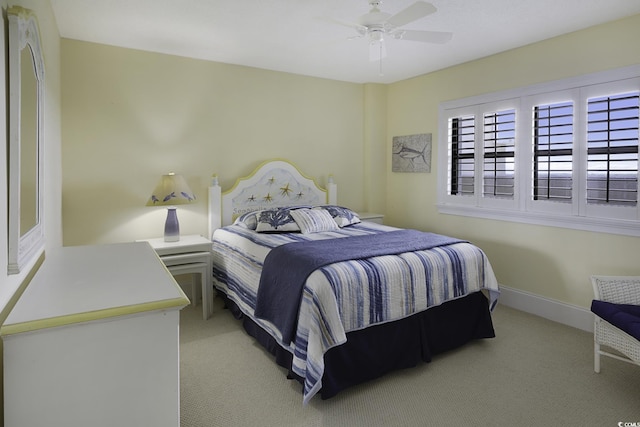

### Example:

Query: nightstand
xmin=139 ymin=235 xmax=213 ymax=320
xmin=358 ymin=212 xmax=384 ymax=224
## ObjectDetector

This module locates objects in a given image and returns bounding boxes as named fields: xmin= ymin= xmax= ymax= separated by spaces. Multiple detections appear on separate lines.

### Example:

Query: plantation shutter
xmin=483 ymin=109 xmax=516 ymax=198
xmin=449 ymin=115 xmax=475 ymax=196
xmin=533 ymin=101 xmax=574 ymax=202
xmin=587 ymin=92 xmax=639 ymax=206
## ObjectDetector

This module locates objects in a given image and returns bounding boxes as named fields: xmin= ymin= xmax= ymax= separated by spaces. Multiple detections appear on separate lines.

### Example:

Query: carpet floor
xmin=180 ymin=296 xmax=640 ymax=427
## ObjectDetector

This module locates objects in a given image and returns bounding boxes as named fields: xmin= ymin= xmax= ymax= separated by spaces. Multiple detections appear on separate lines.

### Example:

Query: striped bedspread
xmin=211 ymin=222 xmax=500 ymax=404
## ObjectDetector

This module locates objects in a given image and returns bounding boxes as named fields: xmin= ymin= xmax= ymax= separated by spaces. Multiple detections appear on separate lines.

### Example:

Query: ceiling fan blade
xmin=369 ymin=41 xmax=387 ymax=62
xmin=396 ymin=29 xmax=453 ymax=44
xmin=319 ymin=16 xmax=366 ymax=33
xmin=386 ymin=1 xmax=436 ymax=28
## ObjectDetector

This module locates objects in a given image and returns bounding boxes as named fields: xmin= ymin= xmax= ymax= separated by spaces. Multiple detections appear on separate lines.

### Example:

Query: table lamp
xmin=146 ymin=173 xmax=196 ymax=242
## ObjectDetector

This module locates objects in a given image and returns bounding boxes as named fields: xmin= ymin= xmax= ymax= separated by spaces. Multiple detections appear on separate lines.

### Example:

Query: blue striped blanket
xmin=255 ymin=230 xmax=465 ymax=343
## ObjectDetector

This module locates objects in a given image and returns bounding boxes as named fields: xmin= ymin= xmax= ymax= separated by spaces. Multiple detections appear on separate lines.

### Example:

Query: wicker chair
xmin=590 ymin=275 xmax=640 ymax=373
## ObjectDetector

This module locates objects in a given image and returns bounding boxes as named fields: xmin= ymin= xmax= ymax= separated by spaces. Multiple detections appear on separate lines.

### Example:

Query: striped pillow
xmin=314 ymin=205 xmax=361 ymax=227
xmin=290 ymin=208 xmax=339 ymax=234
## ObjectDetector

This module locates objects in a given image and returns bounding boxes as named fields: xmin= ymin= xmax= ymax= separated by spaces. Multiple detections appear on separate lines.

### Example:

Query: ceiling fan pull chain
xmin=379 ymin=43 xmax=384 ymax=76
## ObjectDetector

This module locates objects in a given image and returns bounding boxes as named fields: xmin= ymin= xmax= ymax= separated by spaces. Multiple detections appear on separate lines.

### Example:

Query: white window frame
xmin=437 ymin=65 xmax=640 ymax=237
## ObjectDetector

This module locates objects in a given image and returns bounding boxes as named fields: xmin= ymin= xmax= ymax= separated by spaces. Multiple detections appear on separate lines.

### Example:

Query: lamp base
xmin=164 ymin=207 xmax=180 ymax=242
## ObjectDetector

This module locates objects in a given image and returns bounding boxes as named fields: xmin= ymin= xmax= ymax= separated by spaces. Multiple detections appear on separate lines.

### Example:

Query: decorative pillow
xmin=314 ymin=205 xmax=361 ymax=227
xmin=255 ymin=208 xmax=301 ymax=233
xmin=233 ymin=210 xmax=262 ymax=230
xmin=290 ymin=208 xmax=339 ymax=234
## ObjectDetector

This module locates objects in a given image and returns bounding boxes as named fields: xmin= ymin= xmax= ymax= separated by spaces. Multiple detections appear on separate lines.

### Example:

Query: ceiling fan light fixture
xmin=369 ymin=29 xmax=384 ymax=42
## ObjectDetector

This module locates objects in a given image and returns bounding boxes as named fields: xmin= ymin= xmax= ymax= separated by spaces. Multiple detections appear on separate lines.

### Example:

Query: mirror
xmin=8 ymin=7 xmax=45 ymax=274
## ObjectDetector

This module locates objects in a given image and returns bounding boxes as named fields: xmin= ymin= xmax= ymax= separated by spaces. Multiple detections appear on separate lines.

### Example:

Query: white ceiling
xmin=50 ymin=0 xmax=640 ymax=84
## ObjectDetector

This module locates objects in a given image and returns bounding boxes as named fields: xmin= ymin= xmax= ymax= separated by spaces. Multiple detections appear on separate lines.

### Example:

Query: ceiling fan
xmin=330 ymin=1 xmax=452 ymax=68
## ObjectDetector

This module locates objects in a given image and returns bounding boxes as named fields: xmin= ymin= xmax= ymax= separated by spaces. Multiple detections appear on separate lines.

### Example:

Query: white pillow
xmin=290 ymin=208 xmax=339 ymax=234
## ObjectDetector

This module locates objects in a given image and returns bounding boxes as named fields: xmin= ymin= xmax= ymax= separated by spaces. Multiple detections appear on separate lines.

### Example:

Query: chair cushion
xmin=591 ymin=300 xmax=640 ymax=340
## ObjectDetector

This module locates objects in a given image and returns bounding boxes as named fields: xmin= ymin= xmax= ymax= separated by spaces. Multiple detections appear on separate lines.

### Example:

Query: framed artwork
xmin=392 ymin=133 xmax=432 ymax=173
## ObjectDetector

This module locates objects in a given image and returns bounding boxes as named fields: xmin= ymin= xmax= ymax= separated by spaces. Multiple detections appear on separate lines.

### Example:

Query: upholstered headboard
xmin=208 ymin=159 xmax=337 ymax=237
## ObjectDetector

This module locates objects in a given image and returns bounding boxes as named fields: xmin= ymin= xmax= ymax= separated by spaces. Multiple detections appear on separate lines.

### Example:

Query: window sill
xmin=437 ymin=203 xmax=640 ymax=237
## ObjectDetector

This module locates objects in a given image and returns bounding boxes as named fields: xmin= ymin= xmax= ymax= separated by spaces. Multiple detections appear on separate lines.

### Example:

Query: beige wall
xmin=363 ymin=83 xmax=388 ymax=215
xmin=386 ymin=14 xmax=640 ymax=309
xmin=61 ymin=41 xmax=365 ymax=245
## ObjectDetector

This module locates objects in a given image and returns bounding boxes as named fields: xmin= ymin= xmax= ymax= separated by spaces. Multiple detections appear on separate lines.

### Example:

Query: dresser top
xmin=1 ymin=242 xmax=189 ymax=336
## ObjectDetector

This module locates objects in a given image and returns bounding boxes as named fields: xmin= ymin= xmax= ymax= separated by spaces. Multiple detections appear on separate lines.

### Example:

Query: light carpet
xmin=180 ymin=297 xmax=640 ymax=427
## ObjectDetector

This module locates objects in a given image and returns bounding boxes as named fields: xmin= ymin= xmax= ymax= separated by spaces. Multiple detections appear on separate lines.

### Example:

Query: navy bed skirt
xmin=219 ymin=291 xmax=495 ymax=400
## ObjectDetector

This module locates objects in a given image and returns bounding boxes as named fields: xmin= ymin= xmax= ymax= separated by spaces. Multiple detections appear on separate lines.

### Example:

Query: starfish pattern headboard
xmin=208 ymin=159 xmax=337 ymax=237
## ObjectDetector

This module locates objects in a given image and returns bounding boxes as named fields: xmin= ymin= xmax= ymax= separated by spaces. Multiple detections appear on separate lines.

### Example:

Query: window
xmin=448 ymin=115 xmax=475 ymax=196
xmin=438 ymin=65 xmax=640 ymax=236
xmin=483 ymin=109 xmax=515 ymax=199
xmin=533 ymin=101 xmax=573 ymax=203
xmin=586 ymin=92 xmax=639 ymax=207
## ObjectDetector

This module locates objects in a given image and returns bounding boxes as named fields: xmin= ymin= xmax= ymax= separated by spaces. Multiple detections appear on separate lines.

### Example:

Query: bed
xmin=208 ymin=159 xmax=500 ymax=404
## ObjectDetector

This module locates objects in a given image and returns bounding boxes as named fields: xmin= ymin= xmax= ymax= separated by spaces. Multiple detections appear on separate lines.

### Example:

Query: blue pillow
xmin=314 ymin=205 xmax=361 ymax=227
xmin=233 ymin=210 xmax=262 ymax=230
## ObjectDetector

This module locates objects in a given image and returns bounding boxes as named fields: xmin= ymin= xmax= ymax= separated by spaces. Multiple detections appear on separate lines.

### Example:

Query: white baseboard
xmin=497 ymin=285 xmax=594 ymax=332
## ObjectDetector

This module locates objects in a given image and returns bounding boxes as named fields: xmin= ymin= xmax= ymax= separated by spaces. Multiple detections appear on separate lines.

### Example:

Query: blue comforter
xmin=254 ymin=229 xmax=465 ymax=343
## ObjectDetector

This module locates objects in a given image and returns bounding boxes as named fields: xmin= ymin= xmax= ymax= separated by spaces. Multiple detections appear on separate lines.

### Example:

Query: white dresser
xmin=1 ymin=242 xmax=189 ymax=427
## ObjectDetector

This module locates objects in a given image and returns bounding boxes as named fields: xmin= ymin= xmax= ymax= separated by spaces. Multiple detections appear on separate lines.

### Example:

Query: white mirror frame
xmin=8 ymin=7 xmax=45 ymax=274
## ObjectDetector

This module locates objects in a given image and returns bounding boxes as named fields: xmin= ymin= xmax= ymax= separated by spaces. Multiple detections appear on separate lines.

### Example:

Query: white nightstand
xmin=358 ymin=212 xmax=384 ymax=224
xmin=139 ymin=235 xmax=213 ymax=320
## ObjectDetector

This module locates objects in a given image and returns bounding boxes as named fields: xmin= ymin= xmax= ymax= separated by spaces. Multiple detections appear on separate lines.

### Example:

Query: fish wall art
xmin=392 ymin=133 xmax=432 ymax=173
